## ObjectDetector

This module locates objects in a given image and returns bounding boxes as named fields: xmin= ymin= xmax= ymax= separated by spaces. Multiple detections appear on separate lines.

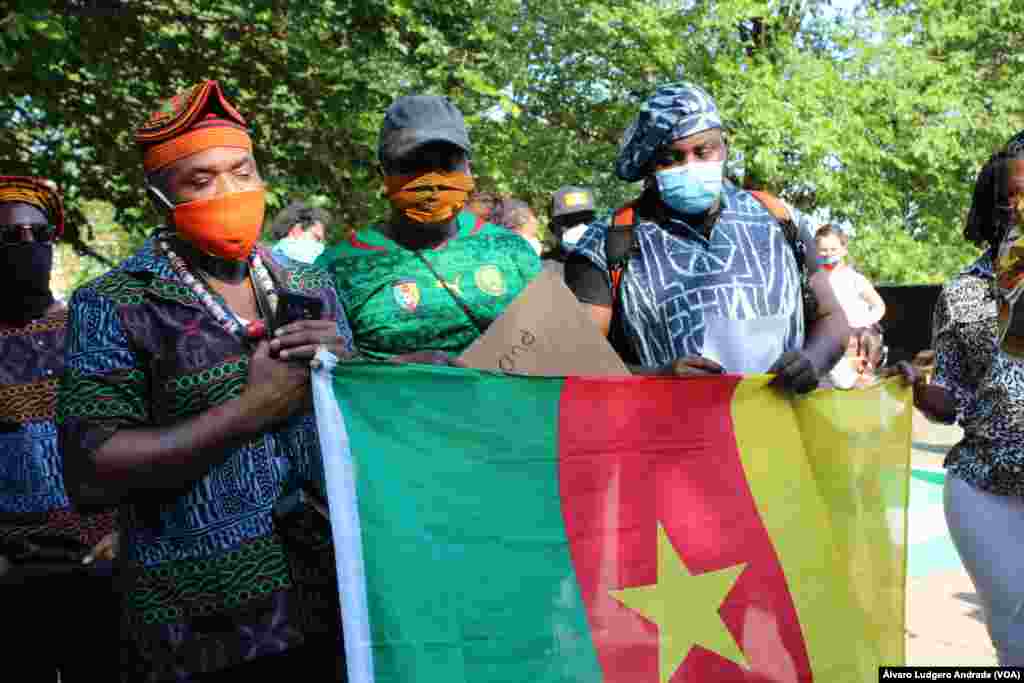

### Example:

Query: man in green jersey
xmin=318 ymin=95 xmax=540 ymax=359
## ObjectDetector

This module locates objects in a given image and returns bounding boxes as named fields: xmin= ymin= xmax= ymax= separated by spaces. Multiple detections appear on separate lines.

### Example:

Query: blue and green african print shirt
xmin=57 ymin=238 xmax=353 ymax=682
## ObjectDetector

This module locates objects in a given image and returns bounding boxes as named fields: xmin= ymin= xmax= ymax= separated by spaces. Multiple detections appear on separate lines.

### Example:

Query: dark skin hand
xmin=66 ymin=341 xmax=314 ymax=507
xmin=629 ymin=356 xmax=725 ymax=377
xmin=270 ymin=319 xmax=351 ymax=361
xmin=913 ymin=380 xmax=957 ymax=424
xmin=769 ymin=352 xmax=820 ymax=394
xmin=878 ymin=361 xmax=957 ymax=424
xmin=388 ymin=351 xmax=468 ymax=367
xmin=769 ymin=309 xmax=850 ymax=394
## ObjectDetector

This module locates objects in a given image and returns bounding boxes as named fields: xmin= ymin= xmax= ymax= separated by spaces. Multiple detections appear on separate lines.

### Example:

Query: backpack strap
xmin=748 ymin=189 xmax=818 ymax=323
xmin=602 ymin=202 xmax=643 ymax=365
xmin=749 ymin=190 xmax=798 ymax=247
xmin=606 ymin=202 xmax=639 ymax=303
xmin=748 ymin=190 xmax=789 ymax=221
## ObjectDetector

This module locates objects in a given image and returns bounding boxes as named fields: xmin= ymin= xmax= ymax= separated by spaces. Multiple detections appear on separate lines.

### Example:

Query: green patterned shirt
xmin=58 ymin=239 xmax=352 ymax=681
xmin=317 ymin=211 xmax=541 ymax=359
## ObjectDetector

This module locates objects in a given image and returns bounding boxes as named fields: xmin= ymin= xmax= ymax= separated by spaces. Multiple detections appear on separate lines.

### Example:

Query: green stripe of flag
xmin=333 ymin=363 xmax=603 ymax=682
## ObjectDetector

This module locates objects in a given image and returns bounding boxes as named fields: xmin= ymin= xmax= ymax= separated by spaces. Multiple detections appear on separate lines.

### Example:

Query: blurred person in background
xmin=466 ymin=191 xmax=543 ymax=255
xmin=821 ymin=324 xmax=887 ymax=390
xmin=545 ymin=185 xmax=597 ymax=275
xmin=810 ymin=224 xmax=886 ymax=389
xmin=269 ymin=200 xmax=329 ymax=266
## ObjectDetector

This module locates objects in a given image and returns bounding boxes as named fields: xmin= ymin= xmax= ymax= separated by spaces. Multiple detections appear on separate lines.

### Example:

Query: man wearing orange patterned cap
xmin=57 ymin=81 xmax=354 ymax=681
xmin=317 ymin=94 xmax=541 ymax=360
xmin=0 ymin=176 xmax=119 ymax=682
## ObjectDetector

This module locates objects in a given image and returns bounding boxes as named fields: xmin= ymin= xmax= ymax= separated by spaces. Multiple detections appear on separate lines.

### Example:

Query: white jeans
xmin=945 ymin=475 xmax=1024 ymax=665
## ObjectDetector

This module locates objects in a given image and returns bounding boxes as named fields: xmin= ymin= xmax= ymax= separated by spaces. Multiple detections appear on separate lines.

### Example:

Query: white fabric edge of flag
xmin=312 ymin=349 xmax=375 ymax=683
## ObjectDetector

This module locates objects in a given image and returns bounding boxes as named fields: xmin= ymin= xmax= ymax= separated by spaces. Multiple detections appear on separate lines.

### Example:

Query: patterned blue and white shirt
xmin=572 ymin=182 xmax=813 ymax=369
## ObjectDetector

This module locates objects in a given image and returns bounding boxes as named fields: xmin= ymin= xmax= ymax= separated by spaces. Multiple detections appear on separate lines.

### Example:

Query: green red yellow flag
xmin=319 ymin=363 xmax=911 ymax=683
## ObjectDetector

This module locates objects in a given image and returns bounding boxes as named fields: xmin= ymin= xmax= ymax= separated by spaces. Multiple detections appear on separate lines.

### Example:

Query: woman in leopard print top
xmin=923 ymin=141 xmax=1024 ymax=665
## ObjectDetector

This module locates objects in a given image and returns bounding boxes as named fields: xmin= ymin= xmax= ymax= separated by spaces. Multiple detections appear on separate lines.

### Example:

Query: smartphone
xmin=275 ymin=291 xmax=324 ymax=330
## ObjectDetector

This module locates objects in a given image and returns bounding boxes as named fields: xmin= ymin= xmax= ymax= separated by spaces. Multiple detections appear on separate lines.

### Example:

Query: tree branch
xmin=69 ymin=238 xmax=116 ymax=267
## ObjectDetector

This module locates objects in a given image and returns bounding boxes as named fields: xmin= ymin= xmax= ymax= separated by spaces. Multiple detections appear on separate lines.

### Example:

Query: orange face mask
xmin=165 ymin=189 xmax=266 ymax=262
xmin=384 ymin=171 xmax=476 ymax=224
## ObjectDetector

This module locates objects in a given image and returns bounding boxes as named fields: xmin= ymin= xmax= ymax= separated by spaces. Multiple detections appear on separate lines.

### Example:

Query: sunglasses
xmin=0 ymin=223 xmax=58 ymax=245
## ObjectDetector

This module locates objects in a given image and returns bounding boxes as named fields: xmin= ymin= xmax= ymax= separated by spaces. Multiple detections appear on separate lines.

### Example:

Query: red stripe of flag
xmin=558 ymin=376 xmax=813 ymax=682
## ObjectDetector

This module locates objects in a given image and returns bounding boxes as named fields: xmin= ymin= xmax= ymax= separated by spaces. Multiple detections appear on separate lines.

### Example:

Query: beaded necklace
xmin=156 ymin=232 xmax=278 ymax=339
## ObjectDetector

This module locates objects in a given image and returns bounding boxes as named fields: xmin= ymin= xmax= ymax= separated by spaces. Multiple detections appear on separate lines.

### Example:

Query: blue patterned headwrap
xmin=614 ymin=82 xmax=723 ymax=183
xmin=1006 ymin=130 xmax=1024 ymax=156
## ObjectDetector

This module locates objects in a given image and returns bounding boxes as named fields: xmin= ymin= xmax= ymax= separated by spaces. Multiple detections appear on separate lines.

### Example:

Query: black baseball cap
xmin=378 ymin=95 xmax=472 ymax=165
xmin=551 ymin=186 xmax=595 ymax=218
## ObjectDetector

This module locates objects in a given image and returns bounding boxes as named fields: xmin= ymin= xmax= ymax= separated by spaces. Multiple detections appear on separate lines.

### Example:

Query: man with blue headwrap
xmin=567 ymin=82 xmax=849 ymax=393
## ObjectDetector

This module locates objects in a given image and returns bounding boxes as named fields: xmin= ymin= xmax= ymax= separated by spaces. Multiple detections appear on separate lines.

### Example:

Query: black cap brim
xmin=380 ymin=128 xmax=472 ymax=165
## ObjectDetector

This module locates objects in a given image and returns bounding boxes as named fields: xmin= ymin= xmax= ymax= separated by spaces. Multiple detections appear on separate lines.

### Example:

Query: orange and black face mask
xmin=384 ymin=171 xmax=476 ymax=224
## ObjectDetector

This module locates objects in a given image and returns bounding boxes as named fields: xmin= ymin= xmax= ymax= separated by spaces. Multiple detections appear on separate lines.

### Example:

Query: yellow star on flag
xmin=609 ymin=524 xmax=748 ymax=683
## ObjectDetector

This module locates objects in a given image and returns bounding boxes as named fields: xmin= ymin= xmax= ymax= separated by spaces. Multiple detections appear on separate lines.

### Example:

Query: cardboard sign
xmin=459 ymin=268 xmax=630 ymax=376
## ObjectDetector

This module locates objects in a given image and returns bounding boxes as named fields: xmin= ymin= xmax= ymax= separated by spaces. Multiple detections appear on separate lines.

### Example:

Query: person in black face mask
xmin=0 ymin=177 xmax=62 ymax=322
xmin=0 ymin=176 xmax=120 ymax=681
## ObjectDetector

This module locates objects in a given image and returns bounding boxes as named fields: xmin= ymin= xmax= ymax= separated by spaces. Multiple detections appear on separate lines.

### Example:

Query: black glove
xmin=769 ymin=351 xmax=820 ymax=394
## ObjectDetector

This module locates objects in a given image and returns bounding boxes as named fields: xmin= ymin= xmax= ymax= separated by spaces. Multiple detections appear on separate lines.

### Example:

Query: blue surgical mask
xmin=273 ymin=236 xmax=325 ymax=265
xmin=655 ymin=161 xmax=724 ymax=215
xmin=561 ymin=223 xmax=589 ymax=250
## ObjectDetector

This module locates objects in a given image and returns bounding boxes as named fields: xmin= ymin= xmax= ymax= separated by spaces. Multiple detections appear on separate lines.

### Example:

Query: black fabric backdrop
xmin=876 ymin=285 xmax=942 ymax=364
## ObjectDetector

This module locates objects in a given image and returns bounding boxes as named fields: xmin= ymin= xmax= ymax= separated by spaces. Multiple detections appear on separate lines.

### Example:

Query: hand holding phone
xmin=275 ymin=291 xmax=324 ymax=330
xmin=268 ymin=291 xmax=349 ymax=362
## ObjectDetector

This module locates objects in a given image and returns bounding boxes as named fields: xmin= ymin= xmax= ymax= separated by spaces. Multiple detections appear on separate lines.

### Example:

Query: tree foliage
xmin=2 ymin=0 xmax=1022 ymax=284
